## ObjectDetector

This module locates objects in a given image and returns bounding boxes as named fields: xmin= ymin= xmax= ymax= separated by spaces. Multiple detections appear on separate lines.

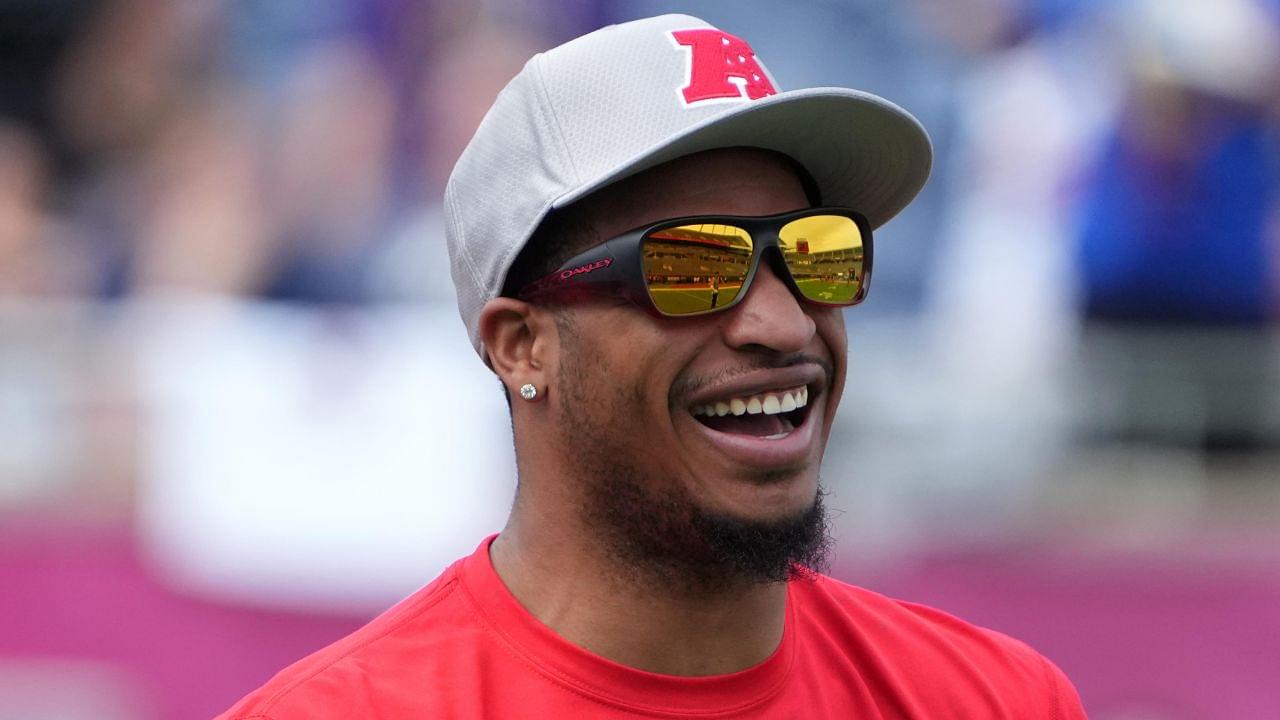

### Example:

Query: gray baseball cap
xmin=445 ymin=14 xmax=932 ymax=357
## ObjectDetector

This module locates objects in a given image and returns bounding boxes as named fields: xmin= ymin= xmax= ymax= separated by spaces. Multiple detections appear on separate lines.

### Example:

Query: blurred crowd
xmin=2 ymin=0 xmax=1278 ymax=316
xmin=3 ymin=0 xmax=1280 ymax=718
xmin=0 ymin=0 xmax=600 ymax=303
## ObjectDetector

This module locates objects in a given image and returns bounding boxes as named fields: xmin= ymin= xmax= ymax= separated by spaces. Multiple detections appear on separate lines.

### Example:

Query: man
xmin=219 ymin=14 xmax=1086 ymax=718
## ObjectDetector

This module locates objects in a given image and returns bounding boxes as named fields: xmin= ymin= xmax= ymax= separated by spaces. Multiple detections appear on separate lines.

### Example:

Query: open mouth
xmin=689 ymin=385 xmax=811 ymax=440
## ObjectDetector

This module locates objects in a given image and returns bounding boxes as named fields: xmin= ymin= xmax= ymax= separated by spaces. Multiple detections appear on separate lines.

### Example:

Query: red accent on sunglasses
xmin=519 ymin=257 xmax=614 ymax=296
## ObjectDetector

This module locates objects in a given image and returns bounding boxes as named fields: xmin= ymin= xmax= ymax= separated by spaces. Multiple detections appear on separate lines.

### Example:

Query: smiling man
xmin=219 ymin=14 xmax=1086 ymax=719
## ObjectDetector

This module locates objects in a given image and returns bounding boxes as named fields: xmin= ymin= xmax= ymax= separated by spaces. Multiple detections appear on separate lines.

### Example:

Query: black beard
xmin=554 ymin=318 xmax=832 ymax=593
xmin=581 ymin=468 xmax=831 ymax=593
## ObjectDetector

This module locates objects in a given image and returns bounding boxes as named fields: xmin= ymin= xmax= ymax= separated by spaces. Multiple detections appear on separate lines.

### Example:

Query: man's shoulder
xmin=215 ymin=561 xmax=470 ymax=720
xmin=792 ymin=572 xmax=1086 ymax=717
xmin=796 ymin=572 xmax=1046 ymax=663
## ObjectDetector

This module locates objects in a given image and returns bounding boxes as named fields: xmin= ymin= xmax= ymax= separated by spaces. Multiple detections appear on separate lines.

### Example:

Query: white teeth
xmin=692 ymin=385 xmax=810 ymax=419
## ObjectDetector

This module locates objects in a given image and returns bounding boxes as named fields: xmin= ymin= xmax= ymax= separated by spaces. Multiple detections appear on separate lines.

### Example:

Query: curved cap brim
xmin=552 ymin=86 xmax=932 ymax=230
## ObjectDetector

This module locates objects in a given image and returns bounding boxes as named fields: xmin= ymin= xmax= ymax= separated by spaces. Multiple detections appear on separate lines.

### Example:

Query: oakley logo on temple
xmin=670 ymin=29 xmax=777 ymax=105
xmin=521 ymin=257 xmax=614 ymax=295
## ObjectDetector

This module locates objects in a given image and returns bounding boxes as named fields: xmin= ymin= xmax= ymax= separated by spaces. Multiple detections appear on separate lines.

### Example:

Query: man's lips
xmin=677 ymin=363 xmax=826 ymax=469
xmin=686 ymin=394 xmax=819 ymax=469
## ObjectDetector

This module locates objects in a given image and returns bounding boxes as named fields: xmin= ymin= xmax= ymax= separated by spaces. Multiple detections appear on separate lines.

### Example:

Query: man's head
xmin=480 ymin=147 xmax=841 ymax=588
xmin=445 ymin=14 xmax=931 ymax=588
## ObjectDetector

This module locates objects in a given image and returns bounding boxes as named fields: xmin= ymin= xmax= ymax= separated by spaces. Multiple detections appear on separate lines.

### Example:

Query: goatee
xmin=579 ymin=463 xmax=832 ymax=593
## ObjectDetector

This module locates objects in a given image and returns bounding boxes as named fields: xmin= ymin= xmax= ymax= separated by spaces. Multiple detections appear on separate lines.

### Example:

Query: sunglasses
xmin=517 ymin=207 xmax=873 ymax=317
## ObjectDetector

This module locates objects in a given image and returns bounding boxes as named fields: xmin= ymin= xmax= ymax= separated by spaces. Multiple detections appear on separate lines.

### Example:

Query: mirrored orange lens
xmin=778 ymin=215 xmax=864 ymax=304
xmin=642 ymin=224 xmax=752 ymax=315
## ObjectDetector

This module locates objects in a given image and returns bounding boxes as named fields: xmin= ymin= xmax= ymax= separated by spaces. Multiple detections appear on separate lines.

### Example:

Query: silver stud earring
xmin=519 ymin=383 xmax=538 ymax=401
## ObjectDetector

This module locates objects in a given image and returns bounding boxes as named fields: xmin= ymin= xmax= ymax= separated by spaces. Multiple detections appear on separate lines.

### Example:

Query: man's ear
xmin=478 ymin=297 xmax=556 ymax=395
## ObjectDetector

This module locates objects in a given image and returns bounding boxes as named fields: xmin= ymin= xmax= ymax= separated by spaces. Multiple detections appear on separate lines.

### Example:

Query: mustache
xmin=669 ymin=352 xmax=833 ymax=406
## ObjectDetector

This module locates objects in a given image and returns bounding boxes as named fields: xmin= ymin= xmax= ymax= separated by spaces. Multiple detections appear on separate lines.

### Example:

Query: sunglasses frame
xmin=516 ymin=206 xmax=874 ymax=317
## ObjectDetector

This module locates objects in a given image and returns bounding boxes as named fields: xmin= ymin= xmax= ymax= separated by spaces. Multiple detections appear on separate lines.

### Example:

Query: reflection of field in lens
xmin=794 ymin=277 xmax=859 ymax=303
xmin=649 ymin=283 xmax=744 ymax=314
xmin=650 ymin=278 xmax=860 ymax=312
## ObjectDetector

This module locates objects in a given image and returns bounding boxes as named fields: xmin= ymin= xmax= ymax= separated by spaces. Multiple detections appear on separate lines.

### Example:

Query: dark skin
xmin=478 ymin=148 xmax=849 ymax=676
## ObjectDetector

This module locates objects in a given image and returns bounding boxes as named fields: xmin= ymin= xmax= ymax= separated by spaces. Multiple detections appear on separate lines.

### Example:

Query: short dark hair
xmin=497 ymin=207 xmax=597 ymax=410
xmin=501 ymin=207 xmax=600 ymax=300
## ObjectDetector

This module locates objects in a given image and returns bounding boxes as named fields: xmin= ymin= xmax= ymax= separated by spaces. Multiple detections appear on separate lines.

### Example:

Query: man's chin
xmin=688 ymin=489 xmax=831 ymax=583
xmin=581 ymin=455 xmax=832 ymax=589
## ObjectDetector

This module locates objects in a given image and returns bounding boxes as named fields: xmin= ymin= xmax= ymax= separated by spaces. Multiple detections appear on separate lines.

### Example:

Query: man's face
xmin=545 ymin=148 xmax=847 ymax=585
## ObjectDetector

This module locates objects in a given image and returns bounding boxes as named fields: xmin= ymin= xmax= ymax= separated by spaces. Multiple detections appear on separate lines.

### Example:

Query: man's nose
xmin=720 ymin=258 xmax=816 ymax=353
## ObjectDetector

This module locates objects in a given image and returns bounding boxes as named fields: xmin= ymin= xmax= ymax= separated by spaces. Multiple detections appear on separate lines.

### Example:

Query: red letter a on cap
xmin=671 ymin=28 xmax=778 ymax=105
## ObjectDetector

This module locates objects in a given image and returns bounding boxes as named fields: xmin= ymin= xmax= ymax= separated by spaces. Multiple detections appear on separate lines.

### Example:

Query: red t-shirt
xmin=218 ymin=536 xmax=1085 ymax=719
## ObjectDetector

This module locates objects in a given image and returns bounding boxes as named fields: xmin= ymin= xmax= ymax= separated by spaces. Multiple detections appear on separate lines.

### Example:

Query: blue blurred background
xmin=2 ymin=0 xmax=1279 ymax=717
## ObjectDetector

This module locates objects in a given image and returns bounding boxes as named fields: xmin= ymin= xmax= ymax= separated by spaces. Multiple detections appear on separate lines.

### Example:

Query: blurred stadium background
xmin=2 ymin=0 xmax=1279 ymax=717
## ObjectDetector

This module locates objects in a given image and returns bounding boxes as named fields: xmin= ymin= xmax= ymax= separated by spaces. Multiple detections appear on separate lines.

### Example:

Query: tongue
xmin=699 ymin=412 xmax=792 ymax=437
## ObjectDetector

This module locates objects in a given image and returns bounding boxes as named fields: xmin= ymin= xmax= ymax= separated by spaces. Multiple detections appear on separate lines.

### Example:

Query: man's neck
xmin=489 ymin=523 xmax=788 ymax=676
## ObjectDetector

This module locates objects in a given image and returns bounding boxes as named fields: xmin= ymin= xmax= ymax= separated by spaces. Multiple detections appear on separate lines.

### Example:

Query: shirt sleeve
xmin=1041 ymin=655 xmax=1088 ymax=719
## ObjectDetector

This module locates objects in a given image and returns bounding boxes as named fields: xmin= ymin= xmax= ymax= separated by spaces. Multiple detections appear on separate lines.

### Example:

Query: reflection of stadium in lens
xmin=640 ymin=216 xmax=866 ymax=312
xmin=780 ymin=215 xmax=863 ymax=303
xmin=643 ymin=224 xmax=752 ymax=314
xmin=649 ymin=224 xmax=753 ymax=249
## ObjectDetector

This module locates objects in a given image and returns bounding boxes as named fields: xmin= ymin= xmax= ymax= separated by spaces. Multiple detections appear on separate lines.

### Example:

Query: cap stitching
xmin=445 ymin=183 xmax=488 ymax=354
xmin=445 ymin=184 xmax=485 ymax=303
xmin=529 ymin=53 xmax=583 ymax=186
